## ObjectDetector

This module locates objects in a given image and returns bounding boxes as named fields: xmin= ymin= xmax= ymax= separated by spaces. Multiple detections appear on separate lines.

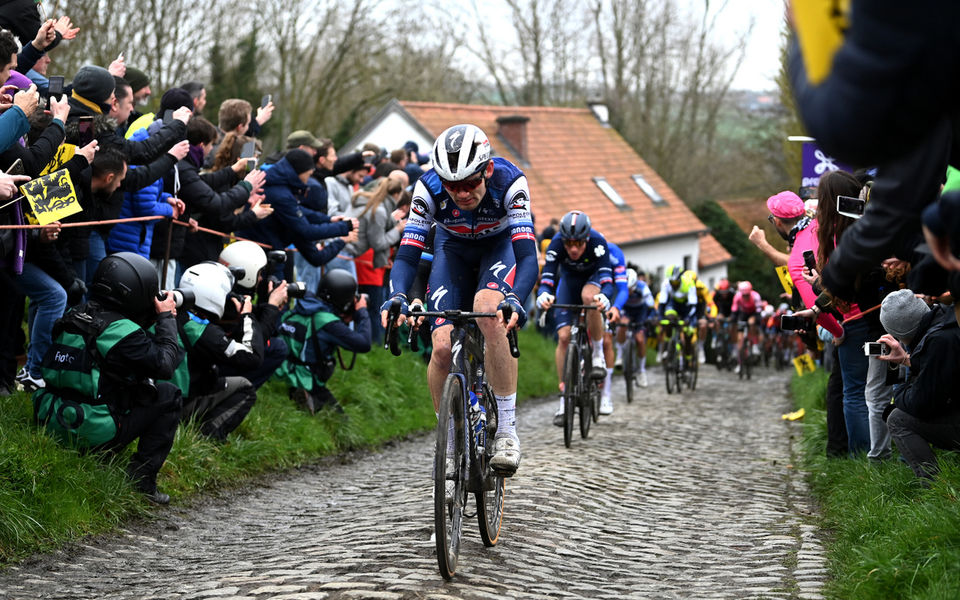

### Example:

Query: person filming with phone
xmin=875 ymin=290 xmax=960 ymax=483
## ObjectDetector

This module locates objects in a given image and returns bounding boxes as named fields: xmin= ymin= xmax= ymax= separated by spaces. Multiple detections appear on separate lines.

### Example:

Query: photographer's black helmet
xmin=559 ymin=210 xmax=591 ymax=241
xmin=317 ymin=269 xmax=357 ymax=316
xmin=90 ymin=252 xmax=158 ymax=319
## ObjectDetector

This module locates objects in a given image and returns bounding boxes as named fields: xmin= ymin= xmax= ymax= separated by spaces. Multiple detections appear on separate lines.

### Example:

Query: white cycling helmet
xmin=626 ymin=268 xmax=638 ymax=291
xmin=431 ymin=124 xmax=491 ymax=182
xmin=219 ymin=240 xmax=266 ymax=291
xmin=178 ymin=262 xmax=234 ymax=319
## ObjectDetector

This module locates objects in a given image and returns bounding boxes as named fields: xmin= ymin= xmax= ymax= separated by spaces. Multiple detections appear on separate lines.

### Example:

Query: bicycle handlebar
xmin=383 ymin=304 xmax=521 ymax=358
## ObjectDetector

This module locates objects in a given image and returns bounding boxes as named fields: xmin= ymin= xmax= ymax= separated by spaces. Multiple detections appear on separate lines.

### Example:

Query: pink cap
xmin=766 ymin=191 xmax=805 ymax=219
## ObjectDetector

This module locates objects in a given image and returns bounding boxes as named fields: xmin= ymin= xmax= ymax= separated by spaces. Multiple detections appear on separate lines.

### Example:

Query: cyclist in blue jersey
xmin=598 ymin=242 xmax=630 ymax=412
xmin=617 ymin=267 xmax=655 ymax=388
xmin=535 ymin=211 xmax=616 ymax=424
xmin=380 ymin=124 xmax=537 ymax=476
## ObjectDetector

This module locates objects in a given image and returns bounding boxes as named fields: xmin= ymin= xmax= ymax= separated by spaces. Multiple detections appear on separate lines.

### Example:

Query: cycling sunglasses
xmin=562 ymin=239 xmax=586 ymax=248
xmin=440 ymin=172 xmax=485 ymax=194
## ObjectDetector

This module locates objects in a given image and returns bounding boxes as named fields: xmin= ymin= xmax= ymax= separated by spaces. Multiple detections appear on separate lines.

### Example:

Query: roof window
xmin=632 ymin=174 xmax=666 ymax=205
xmin=593 ymin=177 xmax=627 ymax=208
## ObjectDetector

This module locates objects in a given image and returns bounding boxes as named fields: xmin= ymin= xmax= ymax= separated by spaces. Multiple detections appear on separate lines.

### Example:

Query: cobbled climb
xmin=0 ymin=367 xmax=827 ymax=599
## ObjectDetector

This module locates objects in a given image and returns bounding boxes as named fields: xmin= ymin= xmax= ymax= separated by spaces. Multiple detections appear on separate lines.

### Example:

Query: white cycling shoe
xmin=553 ymin=407 xmax=565 ymax=427
xmin=490 ymin=436 xmax=521 ymax=476
xmin=639 ymin=371 xmax=649 ymax=388
xmin=599 ymin=395 xmax=614 ymax=415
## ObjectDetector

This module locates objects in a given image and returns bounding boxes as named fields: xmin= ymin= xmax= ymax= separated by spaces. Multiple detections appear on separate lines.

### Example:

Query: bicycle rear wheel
xmin=590 ymin=351 xmax=600 ymax=424
xmin=624 ymin=337 xmax=635 ymax=404
xmin=744 ymin=340 xmax=753 ymax=380
xmin=476 ymin=388 xmax=505 ymax=547
xmin=562 ymin=343 xmax=579 ymax=448
xmin=435 ymin=375 xmax=467 ymax=580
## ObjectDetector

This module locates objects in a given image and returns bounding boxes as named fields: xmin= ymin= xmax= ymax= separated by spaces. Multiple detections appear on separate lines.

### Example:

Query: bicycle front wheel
xmin=624 ymin=338 xmax=635 ymax=404
xmin=664 ymin=344 xmax=675 ymax=394
xmin=476 ymin=388 xmax=505 ymax=547
xmin=562 ymin=343 xmax=579 ymax=448
xmin=435 ymin=375 xmax=467 ymax=580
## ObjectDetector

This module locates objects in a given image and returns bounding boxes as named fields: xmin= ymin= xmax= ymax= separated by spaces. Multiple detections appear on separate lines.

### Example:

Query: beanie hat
xmin=285 ymin=149 xmax=315 ymax=175
xmin=880 ymin=289 xmax=930 ymax=342
xmin=158 ymin=88 xmax=193 ymax=116
xmin=71 ymin=65 xmax=115 ymax=106
xmin=124 ymin=67 xmax=150 ymax=93
xmin=766 ymin=190 xmax=805 ymax=219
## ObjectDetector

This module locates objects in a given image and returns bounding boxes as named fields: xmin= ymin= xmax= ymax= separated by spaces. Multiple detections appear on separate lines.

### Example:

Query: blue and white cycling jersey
xmin=538 ymin=229 xmax=615 ymax=298
xmin=389 ymin=157 xmax=538 ymax=305
xmin=608 ymin=242 xmax=629 ymax=311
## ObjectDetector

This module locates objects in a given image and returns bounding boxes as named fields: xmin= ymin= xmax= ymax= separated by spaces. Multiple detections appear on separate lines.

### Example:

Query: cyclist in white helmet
xmin=381 ymin=124 xmax=538 ymax=476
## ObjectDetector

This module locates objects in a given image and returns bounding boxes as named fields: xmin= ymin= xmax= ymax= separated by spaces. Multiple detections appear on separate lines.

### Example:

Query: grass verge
xmin=791 ymin=369 xmax=960 ymax=599
xmin=0 ymin=328 xmax=558 ymax=565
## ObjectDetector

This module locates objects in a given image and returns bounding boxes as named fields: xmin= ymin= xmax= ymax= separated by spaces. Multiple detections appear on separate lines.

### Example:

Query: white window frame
xmin=632 ymin=174 xmax=666 ymax=205
xmin=593 ymin=177 xmax=627 ymax=208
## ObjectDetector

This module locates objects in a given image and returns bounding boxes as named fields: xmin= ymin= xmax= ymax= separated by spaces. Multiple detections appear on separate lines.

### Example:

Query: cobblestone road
xmin=0 ymin=366 xmax=826 ymax=599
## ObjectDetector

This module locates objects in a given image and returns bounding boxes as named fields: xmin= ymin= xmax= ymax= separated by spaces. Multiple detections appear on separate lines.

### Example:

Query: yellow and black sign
xmin=19 ymin=169 xmax=82 ymax=226
xmin=776 ymin=265 xmax=795 ymax=297
xmin=792 ymin=0 xmax=852 ymax=85
xmin=793 ymin=353 xmax=817 ymax=376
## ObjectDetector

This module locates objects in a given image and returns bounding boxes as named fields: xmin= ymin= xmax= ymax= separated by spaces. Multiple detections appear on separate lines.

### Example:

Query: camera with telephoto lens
xmin=268 ymin=275 xmax=307 ymax=299
xmin=157 ymin=288 xmax=195 ymax=310
xmin=780 ymin=314 xmax=812 ymax=331
xmin=266 ymin=250 xmax=286 ymax=265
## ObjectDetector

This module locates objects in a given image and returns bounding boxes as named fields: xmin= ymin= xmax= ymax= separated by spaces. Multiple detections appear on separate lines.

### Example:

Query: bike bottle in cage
xmin=468 ymin=391 xmax=486 ymax=453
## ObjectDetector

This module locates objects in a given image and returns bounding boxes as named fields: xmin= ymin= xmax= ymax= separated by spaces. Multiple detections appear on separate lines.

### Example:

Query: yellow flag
xmin=41 ymin=143 xmax=77 ymax=176
xmin=776 ymin=265 xmax=794 ymax=297
xmin=793 ymin=353 xmax=816 ymax=376
xmin=19 ymin=169 xmax=82 ymax=226
xmin=792 ymin=0 xmax=851 ymax=85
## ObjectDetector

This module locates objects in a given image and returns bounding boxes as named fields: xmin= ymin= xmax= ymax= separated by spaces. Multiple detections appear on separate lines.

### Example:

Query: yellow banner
xmin=776 ymin=265 xmax=794 ymax=297
xmin=41 ymin=143 xmax=77 ymax=176
xmin=19 ymin=169 xmax=82 ymax=226
xmin=792 ymin=0 xmax=851 ymax=85
xmin=793 ymin=353 xmax=816 ymax=376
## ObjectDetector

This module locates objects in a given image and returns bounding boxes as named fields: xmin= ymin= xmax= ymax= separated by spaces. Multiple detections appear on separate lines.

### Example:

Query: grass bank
xmin=791 ymin=369 xmax=960 ymax=599
xmin=0 ymin=328 xmax=558 ymax=565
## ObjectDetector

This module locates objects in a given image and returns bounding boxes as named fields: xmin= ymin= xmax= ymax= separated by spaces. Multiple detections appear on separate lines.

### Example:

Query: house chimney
xmin=496 ymin=115 xmax=530 ymax=163
xmin=587 ymin=101 xmax=610 ymax=127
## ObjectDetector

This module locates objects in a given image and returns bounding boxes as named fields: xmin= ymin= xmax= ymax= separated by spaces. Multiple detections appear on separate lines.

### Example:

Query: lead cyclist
xmin=380 ymin=124 xmax=538 ymax=476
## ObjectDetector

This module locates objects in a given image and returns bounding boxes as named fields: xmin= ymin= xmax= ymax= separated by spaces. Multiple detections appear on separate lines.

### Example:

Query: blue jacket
xmin=239 ymin=157 xmax=350 ymax=265
xmin=106 ymin=126 xmax=173 ymax=257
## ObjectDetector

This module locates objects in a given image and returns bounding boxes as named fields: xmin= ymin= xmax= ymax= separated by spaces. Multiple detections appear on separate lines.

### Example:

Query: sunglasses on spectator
xmin=441 ymin=173 xmax=485 ymax=193
xmin=767 ymin=214 xmax=775 ymax=224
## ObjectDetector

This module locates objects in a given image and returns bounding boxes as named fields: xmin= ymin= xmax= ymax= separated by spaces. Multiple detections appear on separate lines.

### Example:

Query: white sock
xmin=603 ymin=367 xmax=613 ymax=395
xmin=640 ymin=355 xmax=647 ymax=373
xmin=557 ymin=395 xmax=565 ymax=412
xmin=496 ymin=393 xmax=517 ymax=440
xmin=591 ymin=341 xmax=605 ymax=367
xmin=615 ymin=341 xmax=624 ymax=358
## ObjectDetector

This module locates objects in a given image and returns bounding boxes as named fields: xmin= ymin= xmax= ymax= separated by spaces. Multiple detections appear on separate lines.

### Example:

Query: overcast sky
xmin=718 ymin=0 xmax=784 ymax=91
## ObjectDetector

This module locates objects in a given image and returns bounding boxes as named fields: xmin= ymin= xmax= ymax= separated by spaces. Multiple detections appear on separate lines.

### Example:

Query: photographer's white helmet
xmin=219 ymin=240 xmax=266 ymax=291
xmin=431 ymin=124 xmax=491 ymax=182
xmin=178 ymin=262 xmax=234 ymax=319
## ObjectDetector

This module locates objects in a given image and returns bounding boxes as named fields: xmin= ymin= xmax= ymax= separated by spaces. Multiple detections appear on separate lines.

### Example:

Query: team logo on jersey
xmin=452 ymin=209 xmax=460 ymax=217
xmin=594 ymin=244 xmax=606 ymax=257
xmin=430 ymin=285 xmax=449 ymax=307
xmin=440 ymin=199 xmax=447 ymax=210
xmin=435 ymin=317 xmax=446 ymax=326
xmin=487 ymin=282 xmax=499 ymax=289
xmin=510 ymin=190 xmax=529 ymax=210
xmin=489 ymin=261 xmax=508 ymax=278
xmin=546 ymin=250 xmax=557 ymax=261
xmin=412 ymin=197 xmax=429 ymax=217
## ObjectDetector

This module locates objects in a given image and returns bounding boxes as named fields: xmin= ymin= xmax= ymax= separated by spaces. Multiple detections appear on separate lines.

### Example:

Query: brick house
xmin=343 ymin=99 xmax=731 ymax=287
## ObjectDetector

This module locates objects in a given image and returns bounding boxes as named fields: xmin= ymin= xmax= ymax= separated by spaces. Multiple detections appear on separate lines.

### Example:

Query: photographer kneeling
xmin=876 ymin=290 xmax=960 ymax=482
xmin=277 ymin=270 xmax=371 ymax=414
xmin=33 ymin=252 xmax=182 ymax=504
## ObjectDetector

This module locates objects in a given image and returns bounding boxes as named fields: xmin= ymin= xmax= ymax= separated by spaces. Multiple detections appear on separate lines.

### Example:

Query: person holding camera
xmin=277 ymin=269 xmax=371 ymax=414
xmin=875 ymin=290 xmax=960 ymax=482
xmin=166 ymin=261 xmax=264 ymax=441
xmin=32 ymin=252 xmax=183 ymax=504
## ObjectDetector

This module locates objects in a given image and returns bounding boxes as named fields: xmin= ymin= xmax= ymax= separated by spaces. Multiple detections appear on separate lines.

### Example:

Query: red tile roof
xmin=698 ymin=232 xmax=732 ymax=268
xmin=400 ymin=101 xmax=708 ymax=246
